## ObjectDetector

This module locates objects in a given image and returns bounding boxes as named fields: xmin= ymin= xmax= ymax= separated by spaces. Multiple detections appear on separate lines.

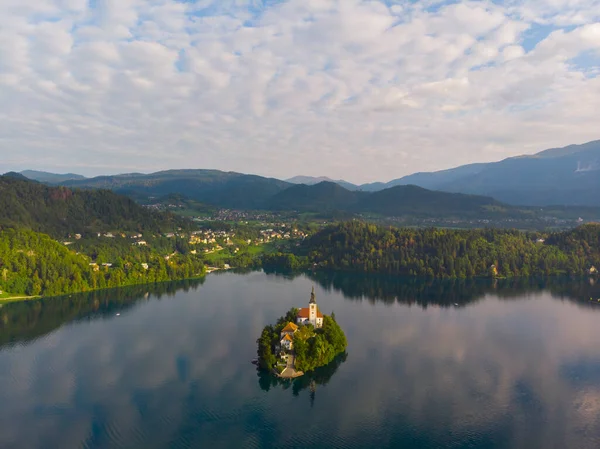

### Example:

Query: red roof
xmin=281 ymin=322 xmax=298 ymax=333
xmin=297 ymin=307 xmax=323 ymax=319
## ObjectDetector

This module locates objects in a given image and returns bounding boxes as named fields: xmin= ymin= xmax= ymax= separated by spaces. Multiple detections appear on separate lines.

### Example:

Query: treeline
xmin=0 ymin=228 xmax=205 ymax=297
xmin=301 ymin=222 xmax=600 ymax=278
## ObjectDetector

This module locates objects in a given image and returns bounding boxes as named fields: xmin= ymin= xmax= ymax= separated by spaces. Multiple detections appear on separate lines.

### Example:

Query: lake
xmin=1 ymin=271 xmax=600 ymax=448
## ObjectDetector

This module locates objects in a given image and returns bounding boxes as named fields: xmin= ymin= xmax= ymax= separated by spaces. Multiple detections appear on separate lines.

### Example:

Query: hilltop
xmin=20 ymin=170 xmax=86 ymax=183
xmin=286 ymin=175 xmax=358 ymax=191
xmin=0 ymin=175 xmax=184 ymax=237
xmin=60 ymin=169 xmax=291 ymax=209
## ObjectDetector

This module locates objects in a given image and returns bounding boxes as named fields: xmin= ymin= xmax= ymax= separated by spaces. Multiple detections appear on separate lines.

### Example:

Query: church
xmin=296 ymin=287 xmax=324 ymax=328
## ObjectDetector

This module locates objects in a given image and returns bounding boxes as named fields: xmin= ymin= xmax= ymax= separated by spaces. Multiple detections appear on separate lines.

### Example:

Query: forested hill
xmin=301 ymin=221 xmax=600 ymax=278
xmin=268 ymin=181 xmax=531 ymax=218
xmin=60 ymin=169 xmax=291 ymax=209
xmin=0 ymin=228 xmax=205 ymax=297
xmin=0 ymin=175 xmax=183 ymax=237
xmin=46 ymin=169 xmax=518 ymax=218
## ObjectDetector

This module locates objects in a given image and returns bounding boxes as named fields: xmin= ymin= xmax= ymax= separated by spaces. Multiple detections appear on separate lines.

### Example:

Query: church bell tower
xmin=309 ymin=286 xmax=317 ymax=324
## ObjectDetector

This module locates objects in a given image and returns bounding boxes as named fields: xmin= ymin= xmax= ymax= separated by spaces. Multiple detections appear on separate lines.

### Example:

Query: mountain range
xmin=8 ymin=170 xmax=520 ymax=219
xmin=46 ymin=169 xmax=508 ymax=217
xmin=386 ymin=140 xmax=600 ymax=206
xmin=284 ymin=140 xmax=600 ymax=206
xmin=13 ymin=139 xmax=600 ymax=208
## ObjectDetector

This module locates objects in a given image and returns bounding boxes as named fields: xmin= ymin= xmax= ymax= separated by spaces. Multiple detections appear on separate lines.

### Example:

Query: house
xmin=296 ymin=287 xmax=324 ymax=328
xmin=280 ymin=322 xmax=299 ymax=350
xmin=280 ymin=333 xmax=294 ymax=350
xmin=281 ymin=322 xmax=298 ymax=336
xmin=590 ymin=266 xmax=598 ymax=275
xmin=141 ymin=263 xmax=149 ymax=270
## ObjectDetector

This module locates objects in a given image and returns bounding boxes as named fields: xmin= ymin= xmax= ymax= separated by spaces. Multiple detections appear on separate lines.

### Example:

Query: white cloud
xmin=0 ymin=0 xmax=598 ymax=182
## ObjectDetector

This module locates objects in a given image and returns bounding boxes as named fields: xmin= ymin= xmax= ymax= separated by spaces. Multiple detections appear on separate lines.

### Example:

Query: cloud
xmin=0 ymin=0 xmax=599 ymax=182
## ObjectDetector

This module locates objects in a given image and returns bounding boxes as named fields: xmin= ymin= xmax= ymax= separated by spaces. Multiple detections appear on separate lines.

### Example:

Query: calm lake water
xmin=1 ymin=272 xmax=600 ymax=448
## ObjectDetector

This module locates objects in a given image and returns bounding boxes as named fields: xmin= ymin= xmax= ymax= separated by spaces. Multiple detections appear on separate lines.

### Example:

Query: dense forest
xmin=0 ymin=228 xmax=205 ymax=297
xmin=301 ymin=222 xmax=600 ymax=278
xmin=0 ymin=175 xmax=185 ymax=237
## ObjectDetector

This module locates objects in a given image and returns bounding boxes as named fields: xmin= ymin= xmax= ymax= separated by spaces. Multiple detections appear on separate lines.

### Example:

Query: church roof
xmin=297 ymin=307 xmax=323 ymax=319
xmin=281 ymin=334 xmax=293 ymax=342
xmin=281 ymin=322 xmax=299 ymax=333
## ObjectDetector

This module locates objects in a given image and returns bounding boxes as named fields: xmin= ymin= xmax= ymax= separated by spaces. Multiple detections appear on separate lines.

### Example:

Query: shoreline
xmin=0 ymin=269 xmax=597 ymax=305
xmin=0 ymin=273 xmax=209 ymax=304
xmin=0 ymin=295 xmax=41 ymax=303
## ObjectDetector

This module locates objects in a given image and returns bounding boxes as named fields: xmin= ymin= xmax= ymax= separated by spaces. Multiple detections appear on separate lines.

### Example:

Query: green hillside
xmin=0 ymin=228 xmax=205 ymax=297
xmin=266 ymin=181 xmax=518 ymax=218
xmin=0 ymin=175 xmax=183 ymax=237
xmin=354 ymin=185 xmax=507 ymax=217
xmin=267 ymin=181 xmax=366 ymax=211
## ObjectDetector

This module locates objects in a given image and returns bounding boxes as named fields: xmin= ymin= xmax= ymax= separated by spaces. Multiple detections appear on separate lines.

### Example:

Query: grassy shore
xmin=0 ymin=292 xmax=42 ymax=303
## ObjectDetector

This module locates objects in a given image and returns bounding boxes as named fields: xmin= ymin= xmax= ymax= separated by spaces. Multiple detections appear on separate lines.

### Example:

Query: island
xmin=256 ymin=287 xmax=347 ymax=378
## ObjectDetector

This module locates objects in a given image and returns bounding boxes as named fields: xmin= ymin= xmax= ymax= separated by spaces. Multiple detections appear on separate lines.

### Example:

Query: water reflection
xmin=306 ymin=271 xmax=600 ymax=309
xmin=0 ymin=278 xmax=205 ymax=348
xmin=2 ymin=272 xmax=600 ymax=448
xmin=2 ymin=273 xmax=600 ymax=350
xmin=257 ymin=352 xmax=348 ymax=407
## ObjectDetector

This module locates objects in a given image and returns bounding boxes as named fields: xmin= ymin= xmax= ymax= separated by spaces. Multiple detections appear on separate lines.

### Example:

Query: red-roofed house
xmin=280 ymin=333 xmax=294 ymax=350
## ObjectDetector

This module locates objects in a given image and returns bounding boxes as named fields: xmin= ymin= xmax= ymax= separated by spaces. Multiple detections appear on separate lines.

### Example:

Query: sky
xmin=0 ymin=0 xmax=599 ymax=183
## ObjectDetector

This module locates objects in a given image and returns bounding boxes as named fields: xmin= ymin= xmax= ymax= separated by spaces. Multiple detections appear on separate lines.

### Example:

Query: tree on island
xmin=256 ymin=306 xmax=347 ymax=374
xmin=293 ymin=315 xmax=347 ymax=372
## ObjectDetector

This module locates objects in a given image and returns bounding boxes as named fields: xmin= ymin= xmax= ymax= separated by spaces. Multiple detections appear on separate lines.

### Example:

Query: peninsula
xmin=256 ymin=287 xmax=347 ymax=378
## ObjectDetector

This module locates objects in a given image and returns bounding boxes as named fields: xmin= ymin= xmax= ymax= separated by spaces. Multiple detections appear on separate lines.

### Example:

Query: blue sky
xmin=0 ymin=0 xmax=599 ymax=182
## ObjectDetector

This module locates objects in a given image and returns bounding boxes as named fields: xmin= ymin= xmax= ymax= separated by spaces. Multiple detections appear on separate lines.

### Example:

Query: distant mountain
xmin=0 ymin=175 xmax=182 ymax=237
xmin=268 ymin=181 xmax=366 ymax=211
xmin=21 ymin=170 xmax=87 ymax=183
xmin=286 ymin=176 xmax=358 ymax=191
xmin=374 ymin=140 xmax=600 ymax=206
xmin=267 ymin=181 xmax=514 ymax=218
xmin=3 ymin=172 xmax=31 ymax=181
xmin=354 ymin=185 xmax=505 ymax=217
xmin=62 ymin=169 xmax=291 ymax=209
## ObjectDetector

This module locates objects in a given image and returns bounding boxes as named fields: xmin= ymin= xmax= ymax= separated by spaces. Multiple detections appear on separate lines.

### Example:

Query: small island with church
xmin=256 ymin=287 xmax=347 ymax=378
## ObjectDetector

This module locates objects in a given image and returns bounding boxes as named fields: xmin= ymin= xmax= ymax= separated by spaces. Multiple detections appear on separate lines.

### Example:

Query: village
xmin=60 ymin=224 xmax=309 ymax=274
